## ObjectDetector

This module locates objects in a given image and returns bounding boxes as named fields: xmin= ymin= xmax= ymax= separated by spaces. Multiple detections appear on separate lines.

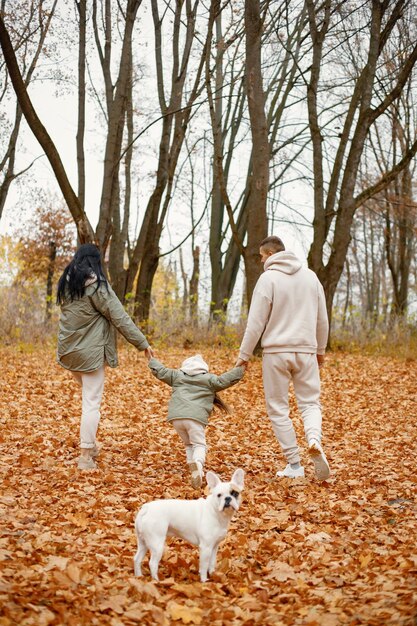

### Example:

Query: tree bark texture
xmin=94 ymin=0 xmax=142 ymax=253
xmin=45 ymin=240 xmax=57 ymax=322
xmin=243 ymin=0 xmax=269 ymax=304
xmin=75 ymin=0 xmax=87 ymax=210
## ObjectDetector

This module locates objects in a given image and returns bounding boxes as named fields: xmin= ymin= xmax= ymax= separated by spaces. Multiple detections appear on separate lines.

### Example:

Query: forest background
xmin=1 ymin=3 xmax=417 ymax=624
xmin=0 ymin=0 xmax=416 ymax=356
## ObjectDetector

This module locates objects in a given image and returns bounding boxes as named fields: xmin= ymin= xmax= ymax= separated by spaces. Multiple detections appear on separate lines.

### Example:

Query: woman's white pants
xmin=71 ymin=366 xmax=105 ymax=449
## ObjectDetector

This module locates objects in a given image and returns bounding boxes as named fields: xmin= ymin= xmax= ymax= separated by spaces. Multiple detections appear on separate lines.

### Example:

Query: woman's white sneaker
xmin=308 ymin=439 xmax=330 ymax=480
xmin=77 ymin=456 xmax=96 ymax=470
xmin=90 ymin=443 xmax=100 ymax=459
xmin=276 ymin=464 xmax=305 ymax=478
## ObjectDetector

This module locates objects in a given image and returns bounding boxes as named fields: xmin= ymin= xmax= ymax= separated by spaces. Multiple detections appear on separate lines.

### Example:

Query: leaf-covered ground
xmin=0 ymin=345 xmax=416 ymax=626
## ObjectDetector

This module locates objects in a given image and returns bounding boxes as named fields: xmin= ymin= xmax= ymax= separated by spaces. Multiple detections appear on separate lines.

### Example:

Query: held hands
xmin=144 ymin=347 xmax=154 ymax=361
xmin=317 ymin=354 xmax=325 ymax=368
xmin=235 ymin=357 xmax=248 ymax=369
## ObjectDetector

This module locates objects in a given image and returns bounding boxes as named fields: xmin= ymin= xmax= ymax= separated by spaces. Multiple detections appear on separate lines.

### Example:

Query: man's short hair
xmin=260 ymin=236 xmax=285 ymax=253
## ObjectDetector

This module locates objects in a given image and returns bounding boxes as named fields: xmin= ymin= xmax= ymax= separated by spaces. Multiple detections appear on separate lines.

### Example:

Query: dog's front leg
xmin=199 ymin=544 xmax=213 ymax=582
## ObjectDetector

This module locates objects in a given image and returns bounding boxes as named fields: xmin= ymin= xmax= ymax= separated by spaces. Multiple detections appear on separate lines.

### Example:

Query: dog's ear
xmin=206 ymin=471 xmax=221 ymax=491
xmin=231 ymin=468 xmax=245 ymax=490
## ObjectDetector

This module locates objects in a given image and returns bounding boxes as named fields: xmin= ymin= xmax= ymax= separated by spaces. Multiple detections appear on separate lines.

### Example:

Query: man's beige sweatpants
xmin=262 ymin=352 xmax=322 ymax=465
xmin=71 ymin=366 xmax=105 ymax=449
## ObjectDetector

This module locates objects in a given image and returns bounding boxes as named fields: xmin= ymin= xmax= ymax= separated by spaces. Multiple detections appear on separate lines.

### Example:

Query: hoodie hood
xmin=180 ymin=354 xmax=209 ymax=376
xmin=264 ymin=251 xmax=302 ymax=275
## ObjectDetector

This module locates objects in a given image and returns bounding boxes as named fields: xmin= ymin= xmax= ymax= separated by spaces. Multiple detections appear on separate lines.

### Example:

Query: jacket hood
xmin=180 ymin=354 xmax=209 ymax=376
xmin=264 ymin=251 xmax=302 ymax=275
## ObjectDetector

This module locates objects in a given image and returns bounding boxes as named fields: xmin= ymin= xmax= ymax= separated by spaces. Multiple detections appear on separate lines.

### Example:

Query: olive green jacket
xmin=57 ymin=281 xmax=149 ymax=372
xmin=148 ymin=357 xmax=245 ymax=425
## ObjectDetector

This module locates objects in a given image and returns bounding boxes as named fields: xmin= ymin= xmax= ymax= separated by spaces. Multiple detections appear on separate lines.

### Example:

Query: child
xmin=148 ymin=354 xmax=245 ymax=488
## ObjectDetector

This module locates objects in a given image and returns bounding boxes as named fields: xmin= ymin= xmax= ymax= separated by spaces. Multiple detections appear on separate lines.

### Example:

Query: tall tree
xmin=130 ymin=0 xmax=206 ymax=323
xmin=242 ymin=0 xmax=269 ymax=302
xmin=207 ymin=1 xmax=307 ymax=318
xmin=75 ymin=0 xmax=87 ymax=210
xmin=93 ymin=0 xmax=142 ymax=254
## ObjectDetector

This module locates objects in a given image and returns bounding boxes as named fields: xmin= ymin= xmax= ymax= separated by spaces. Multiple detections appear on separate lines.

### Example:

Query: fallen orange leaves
xmin=0 ymin=345 xmax=416 ymax=625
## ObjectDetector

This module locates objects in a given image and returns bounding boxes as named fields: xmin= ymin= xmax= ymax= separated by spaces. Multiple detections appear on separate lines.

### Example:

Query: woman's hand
xmin=144 ymin=347 xmax=154 ymax=360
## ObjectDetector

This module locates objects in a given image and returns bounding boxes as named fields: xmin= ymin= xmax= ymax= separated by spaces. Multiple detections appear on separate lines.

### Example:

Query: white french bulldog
xmin=133 ymin=468 xmax=244 ymax=582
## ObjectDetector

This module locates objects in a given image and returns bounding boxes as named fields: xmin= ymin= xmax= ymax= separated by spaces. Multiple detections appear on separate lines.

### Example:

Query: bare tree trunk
xmin=45 ymin=240 xmax=57 ymax=322
xmin=209 ymin=11 xmax=226 ymax=319
xmin=75 ymin=0 xmax=86 ymax=210
xmin=134 ymin=240 xmax=159 ymax=324
xmin=207 ymin=16 xmax=247 ymax=321
xmin=189 ymin=245 xmax=200 ymax=323
xmin=0 ymin=106 xmax=22 ymax=219
xmin=108 ymin=57 xmax=134 ymax=299
xmin=94 ymin=0 xmax=141 ymax=253
xmin=243 ymin=0 xmax=269 ymax=304
xmin=385 ymin=168 xmax=415 ymax=317
xmin=208 ymin=3 xmax=306 ymax=319
xmin=131 ymin=0 xmax=205 ymax=323
xmin=179 ymin=247 xmax=189 ymax=319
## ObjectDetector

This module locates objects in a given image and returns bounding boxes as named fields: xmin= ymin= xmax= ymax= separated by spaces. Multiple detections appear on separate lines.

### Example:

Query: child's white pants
xmin=71 ymin=366 xmax=105 ymax=449
xmin=262 ymin=353 xmax=322 ymax=465
xmin=171 ymin=419 xmax=206 ymax=466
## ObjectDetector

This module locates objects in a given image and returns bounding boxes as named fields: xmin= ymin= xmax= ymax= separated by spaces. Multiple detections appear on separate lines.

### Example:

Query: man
xmin=236 ymin=236 xmax=330 ymax=480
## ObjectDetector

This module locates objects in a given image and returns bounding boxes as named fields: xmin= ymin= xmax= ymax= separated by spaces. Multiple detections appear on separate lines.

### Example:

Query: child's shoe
xmin=189 ymin=461 xmax=203 ymax=489
xmin=276 ymin=464 xmax=305 ymax=478
xmin=308 ymin=439 xmax=330 ymax=480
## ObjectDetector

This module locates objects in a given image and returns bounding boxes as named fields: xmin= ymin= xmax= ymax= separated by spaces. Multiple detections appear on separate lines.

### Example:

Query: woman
xmin=56 ymin=244 xmax=152 ymax=470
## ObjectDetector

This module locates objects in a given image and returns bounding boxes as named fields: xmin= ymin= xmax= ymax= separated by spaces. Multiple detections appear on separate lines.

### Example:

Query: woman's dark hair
xmin=56 ymin=244 xmax=108 ymax=305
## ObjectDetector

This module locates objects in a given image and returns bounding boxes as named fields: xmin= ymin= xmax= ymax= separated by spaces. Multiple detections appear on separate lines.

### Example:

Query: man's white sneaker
xmin=308 ymin=439 xmax=330 ymax=481
xmin=276 ymin=464 xmax=305 ymax=478
xmin=189 ymin=461 xmax=203 ymax=489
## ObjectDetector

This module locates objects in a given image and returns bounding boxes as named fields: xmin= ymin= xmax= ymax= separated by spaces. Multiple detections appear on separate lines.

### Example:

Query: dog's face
xmin=206 ymin=469 xmax=245 ymax=513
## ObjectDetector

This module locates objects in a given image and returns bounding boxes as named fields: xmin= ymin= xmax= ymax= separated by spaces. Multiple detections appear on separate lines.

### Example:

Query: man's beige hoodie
xmin=239 ymin=251 xmax=329 ymax=360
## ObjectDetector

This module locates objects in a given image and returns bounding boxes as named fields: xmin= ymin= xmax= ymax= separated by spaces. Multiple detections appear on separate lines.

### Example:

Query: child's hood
xmin=180 ymin=354 xmax=209 ymax=376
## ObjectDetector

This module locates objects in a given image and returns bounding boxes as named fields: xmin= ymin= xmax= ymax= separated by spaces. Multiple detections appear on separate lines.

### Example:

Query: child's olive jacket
xmin=57 ymin=281 xmax=149 ymax=372
xmin=148 ymin=357 xmax=245 ymax=425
